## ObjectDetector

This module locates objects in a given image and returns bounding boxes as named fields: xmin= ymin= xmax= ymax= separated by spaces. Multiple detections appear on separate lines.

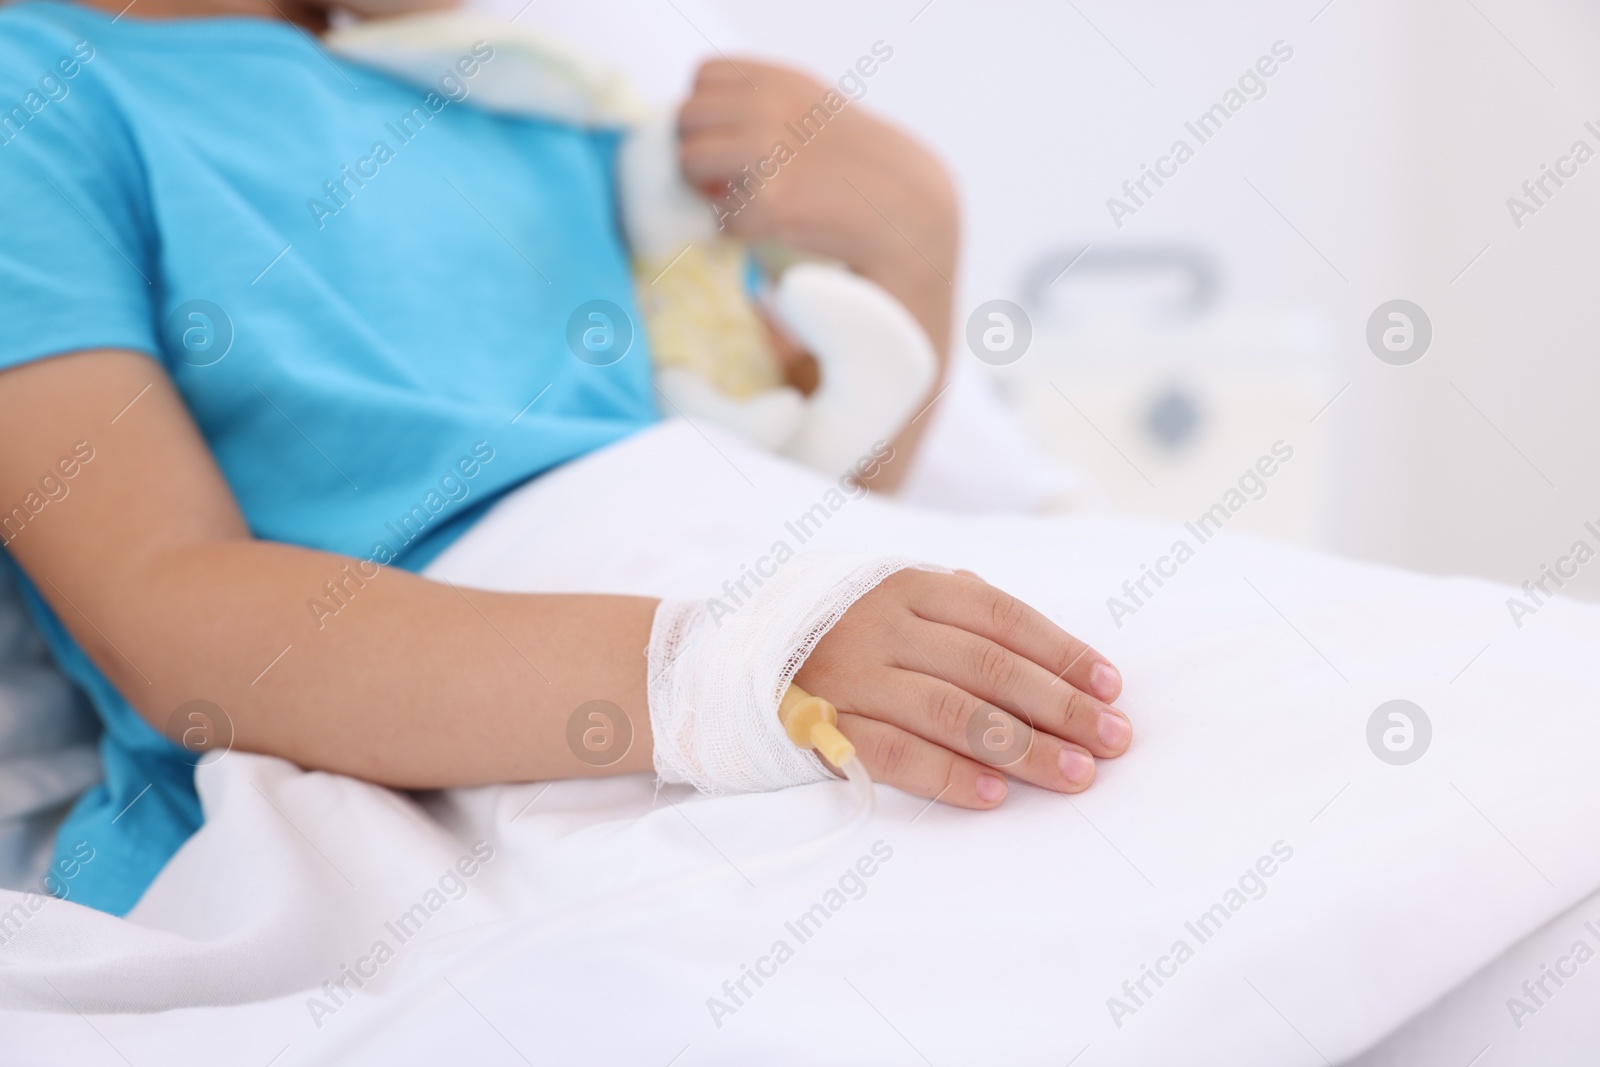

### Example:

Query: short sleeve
xmin=0 ymin=26 xmax=159 ymax=372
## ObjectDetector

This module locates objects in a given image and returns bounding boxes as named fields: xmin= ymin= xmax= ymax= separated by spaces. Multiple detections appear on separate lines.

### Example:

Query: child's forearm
xmin=94 ymin=540 xmax=658 ymax=786
xmin=856 ymin=244 xmax=956 ymax=492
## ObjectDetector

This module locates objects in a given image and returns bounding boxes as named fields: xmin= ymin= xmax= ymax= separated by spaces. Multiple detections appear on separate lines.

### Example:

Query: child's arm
xmin=0 ymin=350 xmax=1127 ymax=806
xmin=677 ymin=58 xmax=960 ymax=491
xmin=0 ymin=349 xmax=658 ymax=787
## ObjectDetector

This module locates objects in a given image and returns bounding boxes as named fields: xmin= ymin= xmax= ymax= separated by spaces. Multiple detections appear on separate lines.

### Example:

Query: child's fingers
xmin=864 ymin=669 xmax=1102 ymax=794
xmin=834 ymin=711 xmax=1007 ymax=809
xmin=907 ymin=570 xmax=1122 ymax=703
xmin=677 ymin=131 xmax=761 ymax=190
xmin=692 ymin=57 xmax=770 ymax=91
xmin=901 ymin=623 xmax=1130 ymax=759
xmin=676 ymin=93 xmax=751 ymax=136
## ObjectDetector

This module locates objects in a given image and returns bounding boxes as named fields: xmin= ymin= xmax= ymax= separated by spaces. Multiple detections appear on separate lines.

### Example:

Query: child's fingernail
xmin=976 ymin=773 xmax=1006 ymax=803
xmin=1059 ymin=749 xmax=1095 ymax=786
xmin=1089 ymin=662 xmax=1122 ymax=701
xmin=1098 ymin=712 xmax=1130 ymax=749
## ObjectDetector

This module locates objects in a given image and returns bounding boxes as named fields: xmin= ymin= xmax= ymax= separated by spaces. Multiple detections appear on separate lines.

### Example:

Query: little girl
xmin=0 ymin=0 xmax=1130 ymax=914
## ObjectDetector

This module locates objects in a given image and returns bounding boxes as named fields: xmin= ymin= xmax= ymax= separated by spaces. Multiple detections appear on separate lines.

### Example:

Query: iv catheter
xmin=778 ymin=683 xmax=876 ymax=823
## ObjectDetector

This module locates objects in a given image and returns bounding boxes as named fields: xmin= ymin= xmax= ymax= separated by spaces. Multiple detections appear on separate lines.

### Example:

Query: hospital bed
xmin=4 ymin=416 xmax=1600 ymax=1065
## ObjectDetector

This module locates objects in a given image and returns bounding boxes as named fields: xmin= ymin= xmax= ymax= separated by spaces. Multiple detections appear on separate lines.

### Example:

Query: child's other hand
xmin=793 ymin=570 xmax=1131 ymax=809
xmin=676 ymin=57 xmax=957 ymax=297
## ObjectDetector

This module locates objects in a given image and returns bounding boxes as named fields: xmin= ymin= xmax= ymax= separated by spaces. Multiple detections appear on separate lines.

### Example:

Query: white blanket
xmin=3 ymin=419 xmax=1599 ymax=1065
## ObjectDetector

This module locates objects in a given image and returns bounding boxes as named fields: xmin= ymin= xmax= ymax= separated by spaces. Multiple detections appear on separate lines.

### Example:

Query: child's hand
xmin=794 ymin=570 xmax=1131 ymax=808
xmin=676 ymin=57 xmax=958 ymax=324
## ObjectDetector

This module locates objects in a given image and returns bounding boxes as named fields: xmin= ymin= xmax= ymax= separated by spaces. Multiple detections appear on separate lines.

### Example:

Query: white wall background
xmin=501 ymin=0 xmax=1600 ymax=602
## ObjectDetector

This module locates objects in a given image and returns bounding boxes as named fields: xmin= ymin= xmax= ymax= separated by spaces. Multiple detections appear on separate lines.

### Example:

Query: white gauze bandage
xmin=648 ymin=554 xmax=932 ymax=794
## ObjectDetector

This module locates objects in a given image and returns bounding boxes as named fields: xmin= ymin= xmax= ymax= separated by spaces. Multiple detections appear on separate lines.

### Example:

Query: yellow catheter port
xmin=779 ymin=684 xmax=856 ymax=769
xmin=780 ymin=683 xmax=875 ymax=823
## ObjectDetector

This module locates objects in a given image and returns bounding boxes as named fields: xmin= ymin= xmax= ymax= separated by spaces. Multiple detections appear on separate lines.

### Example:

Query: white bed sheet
xmin=3 ymin=419 xmax=1599 ymax=1065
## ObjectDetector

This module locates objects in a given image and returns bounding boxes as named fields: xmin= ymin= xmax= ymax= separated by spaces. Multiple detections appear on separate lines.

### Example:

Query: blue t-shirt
xmin=0 ymin=1 xmax=657 ymax=914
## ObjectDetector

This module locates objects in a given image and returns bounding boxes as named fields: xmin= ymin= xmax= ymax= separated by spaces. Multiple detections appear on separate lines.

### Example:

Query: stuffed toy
xmin=326 ymin=13 xmax=937 ymax=479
